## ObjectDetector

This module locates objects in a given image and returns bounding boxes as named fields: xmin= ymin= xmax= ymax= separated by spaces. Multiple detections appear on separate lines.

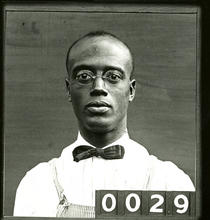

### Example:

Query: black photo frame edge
xmin=1 ymin=1 xmax=209 ymax=220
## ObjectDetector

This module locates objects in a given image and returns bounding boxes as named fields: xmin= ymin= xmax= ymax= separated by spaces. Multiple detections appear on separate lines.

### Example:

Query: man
xmin=13 ymin=31 xmax=195 ymax=218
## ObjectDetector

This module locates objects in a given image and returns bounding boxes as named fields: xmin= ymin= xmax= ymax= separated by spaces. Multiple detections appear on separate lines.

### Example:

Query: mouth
xmin=86 ymin=101 xmax=111 ymax=114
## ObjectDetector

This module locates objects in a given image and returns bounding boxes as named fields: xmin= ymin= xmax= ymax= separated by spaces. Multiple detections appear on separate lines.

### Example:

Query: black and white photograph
xmin=3 ymin=2 xmax=200 ymax=219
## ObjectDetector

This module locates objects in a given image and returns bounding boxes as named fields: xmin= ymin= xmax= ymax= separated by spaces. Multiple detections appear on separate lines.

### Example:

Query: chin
xmin=88 ymin=126 xmax=111 ymax=134
xmin=85 ymin=118 xmax=114 ymax=134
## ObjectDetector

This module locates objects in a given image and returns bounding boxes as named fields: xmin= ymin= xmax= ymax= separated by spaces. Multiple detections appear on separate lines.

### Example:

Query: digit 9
xmin=174 ymin=194 xmax=189 ymax=214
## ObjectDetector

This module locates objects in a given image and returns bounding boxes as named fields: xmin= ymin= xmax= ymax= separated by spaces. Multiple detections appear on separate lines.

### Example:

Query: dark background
xmin=3 ymin=4 xmax=199 ymax=217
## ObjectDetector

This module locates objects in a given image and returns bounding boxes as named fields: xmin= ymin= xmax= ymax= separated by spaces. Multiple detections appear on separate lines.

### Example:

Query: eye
xmin=75 ymin=70 xmax=93 ymax=84
xmin=104 ymin=70 xmax=123 ymax=83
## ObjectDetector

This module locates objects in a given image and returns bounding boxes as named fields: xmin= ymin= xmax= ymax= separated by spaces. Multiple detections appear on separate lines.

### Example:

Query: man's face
xmin=66 ymin=36 xmax=136 ymax=133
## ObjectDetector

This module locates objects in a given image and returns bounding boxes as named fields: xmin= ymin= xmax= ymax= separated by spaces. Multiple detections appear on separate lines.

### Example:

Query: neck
xmin=79 ymin=124 xmax=127 ymax=148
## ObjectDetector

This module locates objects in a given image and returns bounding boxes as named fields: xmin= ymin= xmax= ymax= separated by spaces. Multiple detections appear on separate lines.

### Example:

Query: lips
xmin=86 ymin=101 xmax=111 ymax=114
xmin=86 ymin=101 xmax=111 ymax=108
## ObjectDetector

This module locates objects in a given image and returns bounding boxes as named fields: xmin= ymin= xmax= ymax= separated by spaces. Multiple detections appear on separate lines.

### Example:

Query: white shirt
xmin=13 ymin=132 xmax=195 ymax=217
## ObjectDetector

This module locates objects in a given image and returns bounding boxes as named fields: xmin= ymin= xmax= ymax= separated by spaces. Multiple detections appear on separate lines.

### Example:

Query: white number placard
xmin=95 ymin=190 xmax=195 ymax=217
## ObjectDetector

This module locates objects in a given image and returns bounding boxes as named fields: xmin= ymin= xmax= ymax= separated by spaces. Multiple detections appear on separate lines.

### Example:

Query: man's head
xmin=66 ymin=31 xmax=136 ymax=134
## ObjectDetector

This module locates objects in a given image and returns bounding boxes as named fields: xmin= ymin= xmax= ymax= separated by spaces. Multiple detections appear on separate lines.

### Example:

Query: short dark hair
xmin=66 ymin=30 xmax=134 ymax=78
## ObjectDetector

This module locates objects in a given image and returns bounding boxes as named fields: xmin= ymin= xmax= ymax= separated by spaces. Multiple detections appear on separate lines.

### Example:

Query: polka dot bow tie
xmin=72 ymin=145 xmax=125 ymax=162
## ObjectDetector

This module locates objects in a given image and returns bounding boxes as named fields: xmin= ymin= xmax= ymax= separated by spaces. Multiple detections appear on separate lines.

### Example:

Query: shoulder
xmin=15 ymin=159 xmax=58 ymax=199
xmin=147 ymin=155 xmax=195 ymax=191
xmin=20 ymin=160 xmax=55 ymax=185
xmin=17 ymin=142 xmax=75 ymax=191
xmin=125 ymin=138 xmax=195 ymax=191
xmin=14 ymin=159 xmax=59 ymax=216
xmin=25 ymin=161 xmax=52 ymax=176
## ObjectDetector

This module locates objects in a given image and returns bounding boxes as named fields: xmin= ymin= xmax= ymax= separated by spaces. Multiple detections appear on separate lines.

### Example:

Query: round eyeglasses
xmin=73 ymin=69 xmax=124 ymax=85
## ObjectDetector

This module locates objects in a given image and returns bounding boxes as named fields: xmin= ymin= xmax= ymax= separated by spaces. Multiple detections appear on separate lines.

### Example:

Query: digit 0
xmin=102 ymin=193 xmax=116 ymax=212
xmin=174 ymin=194 xmax=189 ymax=214
xmin=125 ymin=193 xmax=141 ymax=212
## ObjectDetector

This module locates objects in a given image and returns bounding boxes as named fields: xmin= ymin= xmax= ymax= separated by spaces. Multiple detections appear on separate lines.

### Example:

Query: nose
xmin=90 ymin=76 xmax=108 ymax=96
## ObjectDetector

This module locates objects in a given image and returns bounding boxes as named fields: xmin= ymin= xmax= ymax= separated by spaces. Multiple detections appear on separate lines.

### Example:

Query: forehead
xmin=68 ymin=36 xmax=132 ymax=73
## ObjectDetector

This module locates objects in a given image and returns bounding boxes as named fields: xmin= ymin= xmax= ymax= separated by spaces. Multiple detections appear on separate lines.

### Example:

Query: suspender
xmin=49 ymin=159 xmax=69 ymax=216
xmin=49 ymin=159 xmax=95 ymax=218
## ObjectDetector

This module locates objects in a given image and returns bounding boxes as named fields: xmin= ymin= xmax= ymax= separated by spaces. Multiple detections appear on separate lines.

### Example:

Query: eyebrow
xmin=72 ymin=65 xmax=96 ymax=75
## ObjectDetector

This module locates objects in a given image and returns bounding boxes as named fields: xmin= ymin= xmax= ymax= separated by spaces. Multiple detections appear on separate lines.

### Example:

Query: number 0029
xmin=95 ymin=190 xmax=195 ymax=217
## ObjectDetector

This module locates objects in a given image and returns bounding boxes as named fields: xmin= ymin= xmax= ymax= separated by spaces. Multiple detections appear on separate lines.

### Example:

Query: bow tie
xmin=72 ymin=145 xmax=125 ymax=162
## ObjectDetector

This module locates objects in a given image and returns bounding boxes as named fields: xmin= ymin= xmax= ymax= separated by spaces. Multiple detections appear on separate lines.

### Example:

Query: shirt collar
xmin=74 ymin=130 xmax=130 ymax=149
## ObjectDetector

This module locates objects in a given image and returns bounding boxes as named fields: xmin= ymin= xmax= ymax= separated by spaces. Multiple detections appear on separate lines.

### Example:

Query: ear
xmin=65 ymin=78 xmax=71 ymax=102
xmin=129 ymin=79 xmax=136 ymax=102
